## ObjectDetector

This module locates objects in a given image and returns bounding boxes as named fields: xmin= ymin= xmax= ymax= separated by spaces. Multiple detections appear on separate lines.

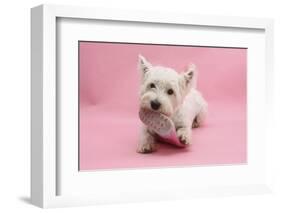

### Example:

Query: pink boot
xmin=139 ymin=108 xmax=186 ymax=147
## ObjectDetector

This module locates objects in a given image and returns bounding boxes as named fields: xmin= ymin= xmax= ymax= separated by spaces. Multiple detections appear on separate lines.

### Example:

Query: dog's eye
xmin=150 ymin=83 xmax=156 ymax=88
xmin=167 ymin=89 xmax=174 ymax=95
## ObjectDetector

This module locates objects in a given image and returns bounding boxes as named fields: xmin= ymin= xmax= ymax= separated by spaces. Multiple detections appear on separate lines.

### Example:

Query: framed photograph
xmin=31 ymin=4 xmax=274 ymax=208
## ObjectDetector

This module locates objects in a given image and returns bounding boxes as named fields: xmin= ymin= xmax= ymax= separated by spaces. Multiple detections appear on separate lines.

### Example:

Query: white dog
xmin=137 ymin=55 xmax=208 ymax=153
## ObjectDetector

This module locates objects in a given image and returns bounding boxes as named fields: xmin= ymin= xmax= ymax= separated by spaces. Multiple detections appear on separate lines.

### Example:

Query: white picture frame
xmin=31 ymin=4 xmax=274 ymax=208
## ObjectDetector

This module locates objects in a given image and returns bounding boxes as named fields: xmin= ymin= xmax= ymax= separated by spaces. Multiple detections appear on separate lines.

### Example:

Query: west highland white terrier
xmin=137 ymin=55 xmax=208 ymax=153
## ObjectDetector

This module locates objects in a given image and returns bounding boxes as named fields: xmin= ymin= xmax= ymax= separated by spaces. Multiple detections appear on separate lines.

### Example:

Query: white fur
xmin=137 ymin=55 xmax=208 ymax=153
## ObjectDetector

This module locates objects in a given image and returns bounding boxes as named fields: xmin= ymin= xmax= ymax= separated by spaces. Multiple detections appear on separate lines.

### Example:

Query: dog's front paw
xmin=176 ymin=128 xmax=191 ymax=145
xmin=137 ymin=142 xmax=157 ymax=153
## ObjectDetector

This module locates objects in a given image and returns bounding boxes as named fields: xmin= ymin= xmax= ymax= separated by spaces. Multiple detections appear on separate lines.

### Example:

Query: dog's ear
xmin=138 ymin=54 xmax=152 ymax=76
xmin=182 ymin=63 xmax=196 ymax=85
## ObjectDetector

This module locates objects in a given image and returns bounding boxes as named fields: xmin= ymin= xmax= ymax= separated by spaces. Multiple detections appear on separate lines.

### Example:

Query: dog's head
xmin=138 ymin=55 xmax=196 ymax=117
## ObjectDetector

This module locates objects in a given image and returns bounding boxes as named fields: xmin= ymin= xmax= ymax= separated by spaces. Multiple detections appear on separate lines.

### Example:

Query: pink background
xmin=79 ymin=42 xmax=247 ymax=170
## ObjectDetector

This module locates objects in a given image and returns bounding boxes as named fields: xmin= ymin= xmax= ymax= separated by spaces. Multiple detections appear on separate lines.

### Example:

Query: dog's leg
xmin=192 ymin=106 xmax=207 ymax=128
xmin=137 ymin=126 xmax=157 ymax=153
xmin=174 ymin=115 xmax=192 ymax=145
xmin=176 ymin=126 xmax=192 ymax=145
xmin=192 ymin=117 xmax=200 ymax=128
xmin=172 ymin=109 xmax=192 ymax=145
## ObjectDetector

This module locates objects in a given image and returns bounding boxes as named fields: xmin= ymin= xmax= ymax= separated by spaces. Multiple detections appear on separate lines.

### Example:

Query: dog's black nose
xmin=150 ymin=100 xmax=161 ymax=110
